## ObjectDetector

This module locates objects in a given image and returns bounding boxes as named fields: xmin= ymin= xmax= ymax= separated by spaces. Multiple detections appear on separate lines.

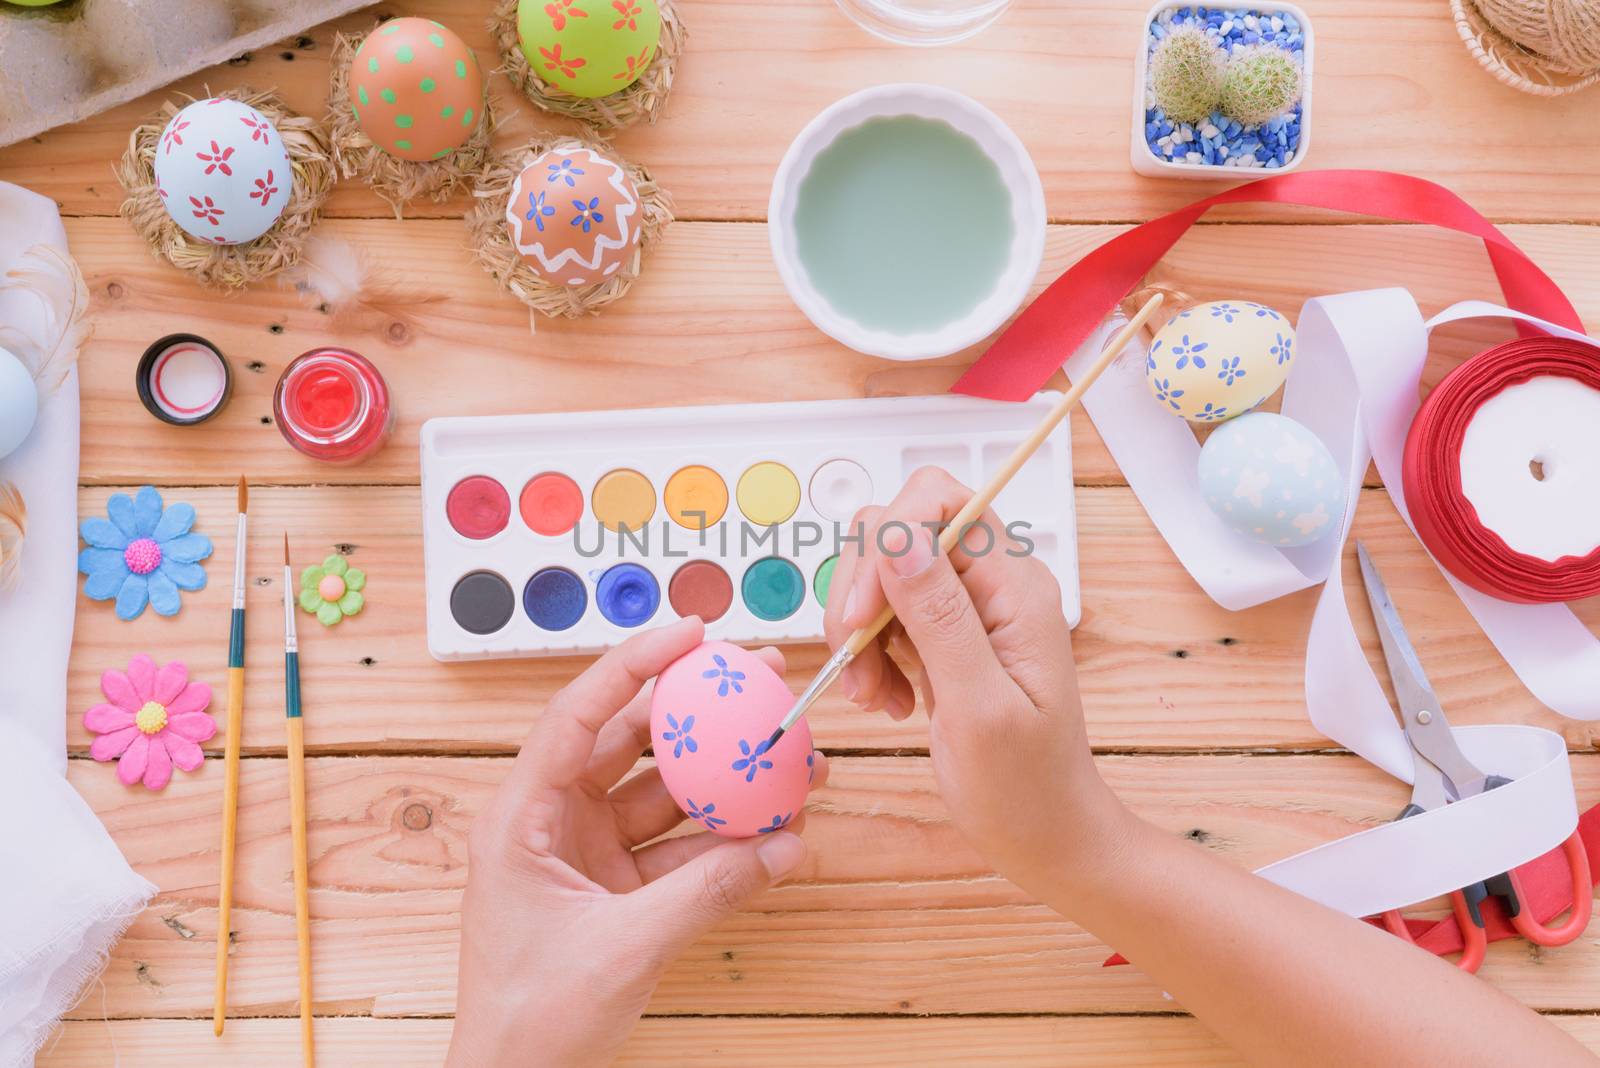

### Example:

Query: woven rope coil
xmin=1453 ymin=0 xmax=1600 ymax=96
xmin=115 ymin=88 xmax=335 ymax=289
xmin=326 ymin=29 xmax=498 ymax=217
xmin=489 ymin=0 xmax=687 ymax=130
xmin=467 ymin=133 xmax=674 ymax=323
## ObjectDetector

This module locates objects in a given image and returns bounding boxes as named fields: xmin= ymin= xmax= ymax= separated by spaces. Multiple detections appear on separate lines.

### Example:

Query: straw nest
xmin=115 ymin=88 xmax=335 ymax=290
xmin=489 ymin=0 xmax=687 ymax=130
xmin=1452 ymin=0 xmax=1600 ymax=96
xmin=326 ymin=28 xmax=498 ymax=216
xmin=466 ymin=133 xmax=674 ymax=322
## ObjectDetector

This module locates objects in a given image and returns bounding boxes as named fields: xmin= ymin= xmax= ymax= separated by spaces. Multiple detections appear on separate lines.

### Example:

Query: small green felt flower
xmin=299 ymin=554 xmax=366 ymax=627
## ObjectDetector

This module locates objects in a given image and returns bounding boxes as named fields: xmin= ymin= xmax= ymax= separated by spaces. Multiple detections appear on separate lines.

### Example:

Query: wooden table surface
xmin=7 ymin=1 xmax=1600 ymax=1064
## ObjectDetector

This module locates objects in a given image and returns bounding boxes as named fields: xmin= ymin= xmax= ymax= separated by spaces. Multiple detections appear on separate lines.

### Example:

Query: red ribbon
xmin=1403 ymin=336 xmax=1600 ymax=604
xmin=953 ymin=169 xmax=1582 ymax=403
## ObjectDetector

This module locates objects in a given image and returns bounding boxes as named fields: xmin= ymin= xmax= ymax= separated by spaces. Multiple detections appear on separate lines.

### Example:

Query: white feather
xmin=0 ymin=482 xmax=25 ymax=591
xmin=0 ymin=245 xmax=91 ymax=396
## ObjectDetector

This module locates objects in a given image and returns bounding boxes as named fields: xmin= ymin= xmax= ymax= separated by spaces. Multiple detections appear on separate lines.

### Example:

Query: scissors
xmin=1356 ymin=541 xmax=1592 ymax=973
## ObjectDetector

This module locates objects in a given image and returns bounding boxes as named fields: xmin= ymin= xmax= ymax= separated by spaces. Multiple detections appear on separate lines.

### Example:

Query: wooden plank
xmin=68 ymin=218 xmax=1600 ymax=487
xmin=61 ymin=753 xmax=1600 ymax=1019
xmin=40 ymin=1014 xmax=1600 ymax=1067
xmin=4 ymin=2 xmax=1597 ymax=224
xmin=64 ymin=483 xmax=1600 ymax=755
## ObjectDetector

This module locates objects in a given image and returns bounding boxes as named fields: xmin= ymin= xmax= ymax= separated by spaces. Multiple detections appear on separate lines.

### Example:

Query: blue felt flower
xmin=79 ymin=486 xmax=211 ymax=620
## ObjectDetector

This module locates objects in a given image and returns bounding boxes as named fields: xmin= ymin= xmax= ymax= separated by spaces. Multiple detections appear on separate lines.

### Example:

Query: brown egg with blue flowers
xmin=350 ymin=17 xmax=485 ymax=162
xmin=504 ymin=145 xmax=643 ymax=287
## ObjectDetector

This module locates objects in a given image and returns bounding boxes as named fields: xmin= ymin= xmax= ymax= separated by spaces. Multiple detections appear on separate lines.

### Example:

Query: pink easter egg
xmin=650 ymin=640 xmax=814 ymax=839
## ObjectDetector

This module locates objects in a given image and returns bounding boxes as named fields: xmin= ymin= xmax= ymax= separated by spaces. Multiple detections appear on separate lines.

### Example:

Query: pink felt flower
xmin=84 ymin=655 xmax=215 ymax=791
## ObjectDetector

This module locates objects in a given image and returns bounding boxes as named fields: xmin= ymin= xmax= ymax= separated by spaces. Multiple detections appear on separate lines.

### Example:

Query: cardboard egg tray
xmin=0 ymin=0 xmax=375 ymax=148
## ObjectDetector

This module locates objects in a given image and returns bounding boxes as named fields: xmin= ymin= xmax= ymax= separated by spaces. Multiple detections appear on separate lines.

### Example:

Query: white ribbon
xmin=1066 ymin=292 xmax=1593 ymax=912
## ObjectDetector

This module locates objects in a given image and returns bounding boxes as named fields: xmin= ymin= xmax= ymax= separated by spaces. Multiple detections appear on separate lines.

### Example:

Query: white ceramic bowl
xmin=1129 ymin=1 xmax=1315 ymax=179
xmin=769 ymin=83 xmax=1046 ymax=362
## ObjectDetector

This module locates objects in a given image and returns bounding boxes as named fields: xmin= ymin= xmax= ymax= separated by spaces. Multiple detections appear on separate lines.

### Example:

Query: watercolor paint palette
xmin=420 ymin=393 xmax=1079 ymax=661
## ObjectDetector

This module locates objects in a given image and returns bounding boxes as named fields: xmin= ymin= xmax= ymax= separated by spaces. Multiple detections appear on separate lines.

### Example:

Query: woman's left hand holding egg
xmin=446 ymin=617 xmax=827 ymax=1068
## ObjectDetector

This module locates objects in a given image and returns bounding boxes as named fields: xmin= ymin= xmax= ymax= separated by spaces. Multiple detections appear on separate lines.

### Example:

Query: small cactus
xmin=1149 ymin=26 xmax=1227 ymax=126
xmin=1221 ymin=45 xmax=1303 ymax=126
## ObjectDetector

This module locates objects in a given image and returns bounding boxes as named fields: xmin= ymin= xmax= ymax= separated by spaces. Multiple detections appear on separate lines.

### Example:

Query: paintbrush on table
xmin=282 ymin=534 xmax=315 ymax=1068
xmin=765 ymin=293 xmax=1165 ymax=750
xmin=214 ymin=474 xmax=247 ymax=1036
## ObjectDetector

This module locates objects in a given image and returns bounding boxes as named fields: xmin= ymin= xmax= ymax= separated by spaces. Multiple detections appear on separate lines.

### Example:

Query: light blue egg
xmin=0 ymin=346 xmax=38 ymax=462
xmin=1197 ymin=411 xmax=1344 ymax=547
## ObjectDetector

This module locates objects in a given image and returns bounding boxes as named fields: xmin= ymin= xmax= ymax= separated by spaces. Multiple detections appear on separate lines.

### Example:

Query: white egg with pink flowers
xmin=152 ymin=98 xmax=292 ymax=246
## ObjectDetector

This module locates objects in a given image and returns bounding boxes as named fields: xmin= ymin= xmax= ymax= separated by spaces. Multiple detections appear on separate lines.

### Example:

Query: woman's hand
xmin=446 ymin=617 xmax=828 ymax=1068
xmin=822 ymin=467 xmax=1129 ymax=893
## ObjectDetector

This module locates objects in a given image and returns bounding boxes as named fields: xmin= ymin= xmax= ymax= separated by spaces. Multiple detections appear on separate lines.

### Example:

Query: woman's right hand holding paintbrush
xmin=822 ymin=466 xmax=1133 ymax=894
xmin=824 ymin=465 xmax=1595 ymax=1068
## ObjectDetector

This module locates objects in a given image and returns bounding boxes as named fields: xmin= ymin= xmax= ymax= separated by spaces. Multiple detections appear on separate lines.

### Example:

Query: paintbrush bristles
xmin=237 ymin=475 xmax=248 ymax=514
xmin=283 ymin=532 xmax=290 ymax=566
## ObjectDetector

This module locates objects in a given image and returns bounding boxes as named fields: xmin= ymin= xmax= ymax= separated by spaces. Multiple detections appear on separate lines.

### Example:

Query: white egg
xmin=1197 ymin=411 xmax=1344 ymax=547
xmin=0 ymin=345 xmax=39 ymax=462
xmin=153 ymin=98 xmax=292 ymax=246
xmin=1146 ymin=300 xmax=1295 ymax=424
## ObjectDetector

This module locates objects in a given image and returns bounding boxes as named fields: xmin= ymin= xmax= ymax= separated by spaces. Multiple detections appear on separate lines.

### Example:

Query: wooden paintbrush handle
xmin=212 ymin=666 xmax=245 ymax=1036
xmin=286 ymin=716 xmax=314 ymax=1068
xmin=844 ymin=295 xmax=1163 ymax=657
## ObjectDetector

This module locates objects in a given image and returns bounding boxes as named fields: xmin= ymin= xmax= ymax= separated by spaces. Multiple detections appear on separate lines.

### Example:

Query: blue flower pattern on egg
xmin=685 ymin=798 xmax=727 ymax=830
xmin=702 ymin=654 xmax=745 ymax=696
xmin=1271 ymin=333 xmax=1293 ymax=366
xmin=806 ymin=752 xmax=816 ymax=784
xmin=546 ymin=157 xmax=584 ymax=186
xmin=1153 ymin=377 xmax=1185 ymax=410
xmin=1247 ymin=302 xmax=1283 ymax=321
xmin=1217 ymin=357 xmax=1246 ymax=386
xmin=1169 ymin=334 xmax=1207 ymax=371
xmin=757 ymin=813 xmax=793 ymax=834
xmin=570 ymin=196 xmax=604 ymax=233
xmin=731 ymin=738 xmax=774 ymax=783
xmin=1209 ymin=302 xmax=1242 ymax=323
xmin=525 ymin=190 xmax=556 ymax=231
xmin=661 ymin=713 xmax=697 ymax=759
xmin=1194 ymin=402 xmax=1229 ymax=422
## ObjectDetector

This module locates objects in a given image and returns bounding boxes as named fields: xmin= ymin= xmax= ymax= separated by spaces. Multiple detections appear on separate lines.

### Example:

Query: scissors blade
xmin=1355 ymin=542 xmax=1488 ymax=798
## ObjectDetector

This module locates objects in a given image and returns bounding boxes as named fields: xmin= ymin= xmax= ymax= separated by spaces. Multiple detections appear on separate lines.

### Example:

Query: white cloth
xmin=0 ymin=182 xmax=155 ymax=1068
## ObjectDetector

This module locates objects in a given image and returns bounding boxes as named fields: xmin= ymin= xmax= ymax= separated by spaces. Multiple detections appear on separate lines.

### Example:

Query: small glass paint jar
xmin=272 ymin=347 xmax=394 ymax=464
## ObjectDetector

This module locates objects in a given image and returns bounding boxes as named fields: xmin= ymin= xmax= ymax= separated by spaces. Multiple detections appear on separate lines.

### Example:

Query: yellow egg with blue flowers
xmin=1145 ymin=300 xmax=1295 ymax=424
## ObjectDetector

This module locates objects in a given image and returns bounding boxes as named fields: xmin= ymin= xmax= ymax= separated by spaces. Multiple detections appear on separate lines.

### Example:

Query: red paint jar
xmin=272 ymin=348 xmax=394 ymax=464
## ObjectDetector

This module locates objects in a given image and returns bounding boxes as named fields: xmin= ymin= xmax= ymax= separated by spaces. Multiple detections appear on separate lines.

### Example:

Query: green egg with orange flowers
xmin=516 ymin=0 xmax=662 ymax=99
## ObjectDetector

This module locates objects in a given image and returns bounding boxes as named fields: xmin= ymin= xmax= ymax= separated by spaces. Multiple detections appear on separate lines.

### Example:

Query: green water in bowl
xmin=793 ymin=115 xmax=1014 ymax=336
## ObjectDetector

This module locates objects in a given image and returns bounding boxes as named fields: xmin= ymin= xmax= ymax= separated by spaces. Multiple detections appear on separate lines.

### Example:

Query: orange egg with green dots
xmin=350 ymin=17 xmax=485 ymax=162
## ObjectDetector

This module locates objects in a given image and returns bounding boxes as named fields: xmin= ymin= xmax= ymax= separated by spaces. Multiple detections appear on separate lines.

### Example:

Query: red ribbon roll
xmin=1402 ymin=337 xmax=1600 ymax=604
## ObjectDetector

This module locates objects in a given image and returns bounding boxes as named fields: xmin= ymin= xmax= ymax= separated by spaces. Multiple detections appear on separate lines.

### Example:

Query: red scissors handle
xmin=1382 ymin=890 xmax=1488 ymax=973
xmin=1506 ymin=832 xmax=1593 ymax=947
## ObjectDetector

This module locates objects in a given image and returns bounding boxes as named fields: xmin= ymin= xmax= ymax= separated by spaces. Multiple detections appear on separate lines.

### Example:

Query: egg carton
xmin=0 ymin=0 xmax=376 ymax=148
